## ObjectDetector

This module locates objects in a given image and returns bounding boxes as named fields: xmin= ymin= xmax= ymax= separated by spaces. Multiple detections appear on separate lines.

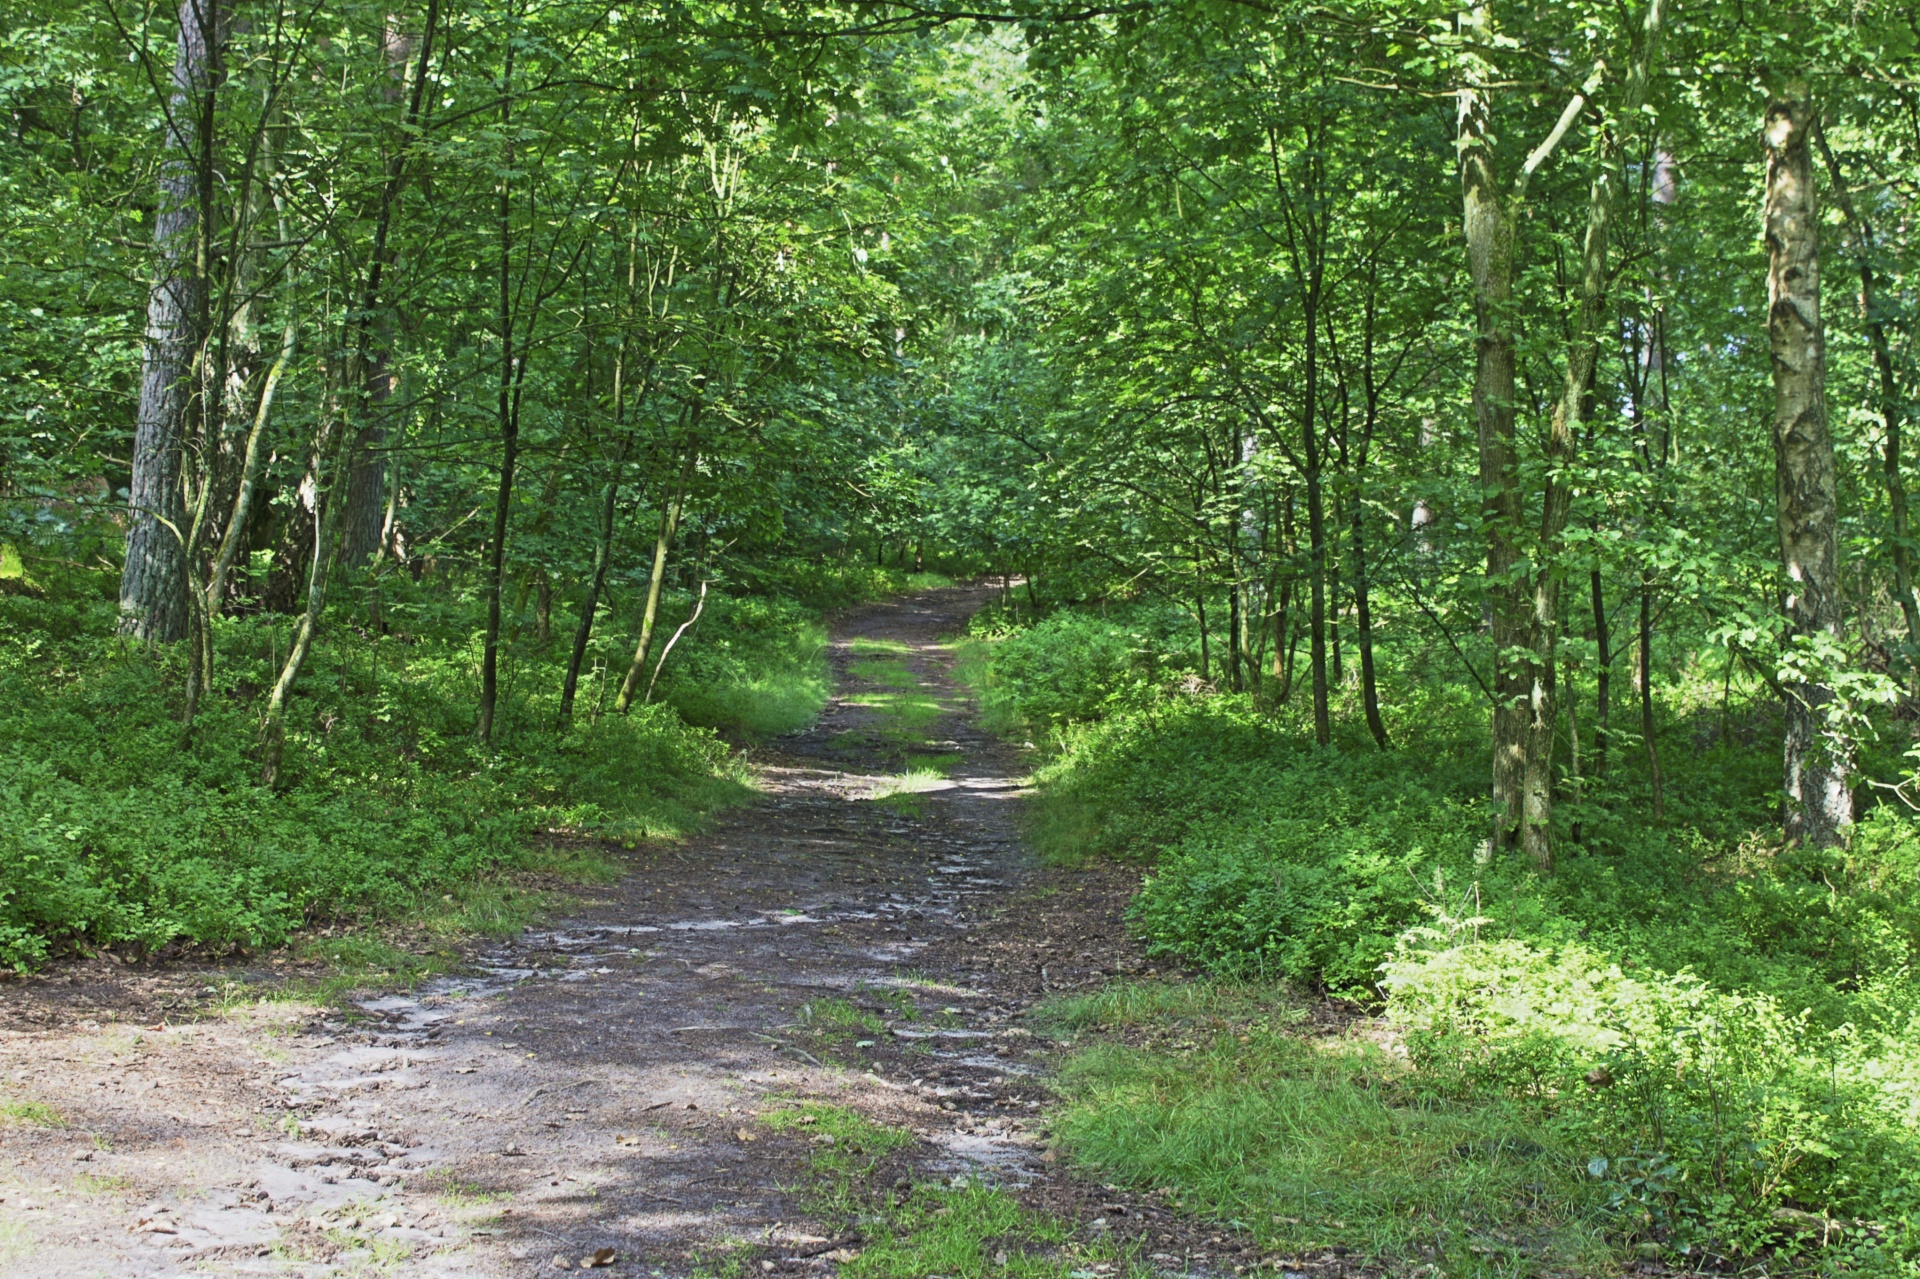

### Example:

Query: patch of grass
xmin=1050 ymin=1003 xmax=1614 ymax=1276
xmin=799 ymin=997 xmax=887 ymax=1038
xmin=849 ymin=638 xmax=916 ymax=657
xmin=690 ymin=1239 xmax=755 ymax=1279
xmin=0 ymin=1217 xmax=27 ymax=1263
xmin=1036 ymin=977 xmax=1303 ymax=1034
xmin=874 ymin=792 xmax=927 ymax=818
xmin=849 ymin=655 xmax=917 ymax=687
xmin=73 ymin=1172 xmax=132 ymax=1195
xmin=760 ymin=1095 xmax=1144 ymax=1279
xmin=847 ymin=688 xmax=945 ymax=738
xmin=413 ymin=1168 xmax=510 ymax=1208
xmin=846 ymin=1182 xmax=1151 ymax=1279
xmin=900 ymin=572 xmax=956 ymax=592
xmin=0 ymin=1096 xmax=62 ymax=1127
xmin=869 ymin=766 xmax=951 ymax=800
xmin=764 ymin=1101 xmax=914 ymax=1164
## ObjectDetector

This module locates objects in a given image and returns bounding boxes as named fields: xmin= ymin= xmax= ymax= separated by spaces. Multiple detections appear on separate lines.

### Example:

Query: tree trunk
xmin=1764 ymin=85 xmax=1851 ymax=846
xmin=1459 ymin=58 xmax=1530 ymax=855
xmin=208 ymin=306 xmax=295 ymax=611
xmin=258 ymin=409 xmax=352 ymax=787
xmin=476 ymin=37 xmax=519 ymax=746
xmin=615 ymin=451 xmax=694 ymax=713
xmin=1639 ymin=576 xmax=1664 ymax=819
xmin=1460 ymin=0 xmax=1655 ymax=869
xmin=1226 ymin=526 xmax=1244 ymax=693
xmin=560 ymin=458 xmax=624 ymax=726
xmin=1194 ymin=554 xmax=1211 ymax=683
xmin=121 ymin=0 xmax=224 ymax=642
xmin=340 ymin=11 xmax=431 ymax=566
xmin=1815 ymin=128 xmax=1920 ymax=652
xmin=1351 ymin=502 xmax=1388 ymax=747
xmin=1303 ymin=299 xmax=1330 ymax=747
xmin=1590 ymin=569 xmax=1611 ymax=775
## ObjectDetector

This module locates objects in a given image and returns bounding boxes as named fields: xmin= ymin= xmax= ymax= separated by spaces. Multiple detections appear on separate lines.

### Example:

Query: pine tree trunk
xmin=1764 ymin=85 xmax=1851 ymax=846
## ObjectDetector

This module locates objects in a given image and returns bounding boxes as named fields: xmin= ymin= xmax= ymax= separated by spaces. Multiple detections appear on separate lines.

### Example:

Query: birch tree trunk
xmin=1763 ymin=85 xmax=1852 ymax=846
xmin=616 ymin=451 xmax=694 ymax=713
xmin=120 ymin=0 xmax=224 ymax=642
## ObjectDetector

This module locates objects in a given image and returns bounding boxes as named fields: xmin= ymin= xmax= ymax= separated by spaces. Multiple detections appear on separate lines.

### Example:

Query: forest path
xmin=3 ymin=585 xmax=1173 ymax=1278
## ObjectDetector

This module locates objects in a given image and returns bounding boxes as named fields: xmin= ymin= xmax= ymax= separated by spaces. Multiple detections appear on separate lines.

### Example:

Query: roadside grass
xmin=949 ymin=636 xmax=1023 ymax=738
xmin=844 ymin=1182 xmax=1154 ymax=1279
xmin=762 ymin=1101 xmax=1151 ymax=1279
xmin=208 ymin=840 xmax=627 ymax=1008
xmin=661 ymin=612 xmax=830 ymax=738
xmin=1041 ymin=981 xmax=1614 ymax=1277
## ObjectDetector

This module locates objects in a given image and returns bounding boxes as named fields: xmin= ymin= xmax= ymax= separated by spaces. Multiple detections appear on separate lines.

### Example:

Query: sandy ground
xmin=0 ymin=585 xmax=1227 ymax=1279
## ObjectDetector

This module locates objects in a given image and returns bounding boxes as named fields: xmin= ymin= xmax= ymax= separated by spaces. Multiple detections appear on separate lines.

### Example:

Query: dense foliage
xmin=10 ymin=0 xmax=1920 ymax=1268
xmin=974 ymin=603 xmax=1920 ymax=1269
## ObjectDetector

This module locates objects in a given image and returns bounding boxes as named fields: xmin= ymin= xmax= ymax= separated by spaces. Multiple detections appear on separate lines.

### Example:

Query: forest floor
xmin=0 ymin=585 xmax=1284 ymax=1279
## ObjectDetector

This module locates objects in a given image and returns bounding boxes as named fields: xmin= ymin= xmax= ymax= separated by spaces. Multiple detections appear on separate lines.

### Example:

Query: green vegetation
xmin=761 ymin=1101 xmax=1148 ymax=1279
xmin=0 ymin=558 xmax=967 ymax=968
xmin=9 ymin=0 xmax=1920 ymax=1271
xmin=980 ymin=606 xmax=1920 ymax=1273
xmin=1047 ymin=983 xmax=1611 ymax=1272
xmin=0 ymin=1094 xmax=63 ymax=1128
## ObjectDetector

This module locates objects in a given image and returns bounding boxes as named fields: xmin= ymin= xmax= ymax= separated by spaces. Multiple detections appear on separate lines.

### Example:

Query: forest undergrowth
xmin=0 ymin=560 xmax=944 ymax=971
xmin=964 ymin=602 xmax=1920 ymax=1276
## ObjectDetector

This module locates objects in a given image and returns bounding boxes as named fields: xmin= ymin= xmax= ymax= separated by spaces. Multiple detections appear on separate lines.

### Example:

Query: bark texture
xmin=1816 ymin=129 xmax=1920 ymax=652
xmin=1458 ymin=49 xmax=1530 ymax=859
xmin=1458 ymin=0 xmax=1658 ymax=870
xmin=121 ymin=0 xmax=224 ymax=641
xmin=1764 ymin=87 xmax=1851 ymax=846
xmin=616 ymin=454 xmax=693 ymax=714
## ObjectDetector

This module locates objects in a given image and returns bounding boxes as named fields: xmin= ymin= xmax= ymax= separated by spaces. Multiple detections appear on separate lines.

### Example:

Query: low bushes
xmin=0 ymin=570 xmax=832 ymax=969
xmin=978 ymin=601 xmax=1920 ymax=1269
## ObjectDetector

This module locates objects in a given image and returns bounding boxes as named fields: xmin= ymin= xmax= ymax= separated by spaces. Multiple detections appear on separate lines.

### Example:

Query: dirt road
xmin=2 ymin=585 xmax=1180 ymax=1278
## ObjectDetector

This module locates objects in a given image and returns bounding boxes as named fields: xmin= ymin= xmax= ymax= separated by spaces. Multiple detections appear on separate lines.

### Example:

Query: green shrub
xmin=980 ymin=609 xmax=1173 ymax=731
xmin=987 ymin=600 xmax=1920 ymax=1268
xmin=1384 ymin=936 xmax=1920 ymax=1264
xmin=651 ymin=592 xmax=829 ymax=737
xmin=1047 ymin=981 xmax=1613 ymax=1274
xmin=0 ymin=584 xmax=756 ymax=969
